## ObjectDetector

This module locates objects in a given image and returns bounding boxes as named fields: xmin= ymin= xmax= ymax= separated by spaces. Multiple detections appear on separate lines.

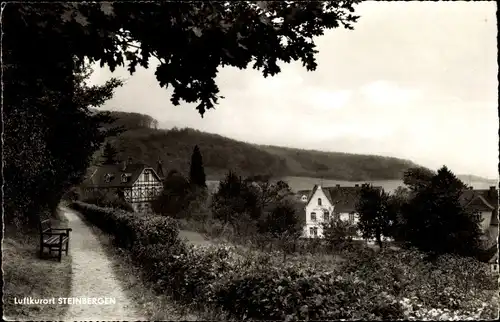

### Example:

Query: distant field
xmin=207 ymin=176 xmax=497 ymax=194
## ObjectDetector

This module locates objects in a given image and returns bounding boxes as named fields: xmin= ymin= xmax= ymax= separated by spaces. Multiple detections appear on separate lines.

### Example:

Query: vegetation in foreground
xmin=70 ymin=200 xmax=498 ymax=321
xmin=3 ymin=217 xmax=72 ymax=321
xmin=83 ymin=221 xmax=200 ymax=321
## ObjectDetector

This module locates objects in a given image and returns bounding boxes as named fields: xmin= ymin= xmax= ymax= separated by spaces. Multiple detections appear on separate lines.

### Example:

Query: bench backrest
xmin=39 ymin=219 xmax=51 ymax=233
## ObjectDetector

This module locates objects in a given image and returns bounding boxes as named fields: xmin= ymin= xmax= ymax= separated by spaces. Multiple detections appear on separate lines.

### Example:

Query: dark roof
xmin=461 ymin=187 xmax=498 ymax=225
xmin=307 ymin=184 xmax=382 ymax=213
xmin=83 ymin=163 xmax=160 ymax=188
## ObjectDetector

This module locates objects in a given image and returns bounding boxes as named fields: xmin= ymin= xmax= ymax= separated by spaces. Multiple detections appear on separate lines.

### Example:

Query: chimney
xmin=121 ymin=160 xmax=127 ymax=171
xmin=336 ymin=184 xmax=341 ymax=188
xmin=354 ymin=184 xmax=359 ymax=187
xmin=489 ymin=186 xmax=496 ymax=197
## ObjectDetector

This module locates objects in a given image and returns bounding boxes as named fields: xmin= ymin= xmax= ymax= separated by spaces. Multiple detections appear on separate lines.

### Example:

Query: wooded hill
xmin=92 ymin=111 xmax=423 ymax=181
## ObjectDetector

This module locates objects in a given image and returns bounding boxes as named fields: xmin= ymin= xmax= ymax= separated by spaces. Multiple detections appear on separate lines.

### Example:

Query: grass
xmin=3 ymin=216 xmax=72 ymax=321
xmin=84 ymin=222 xmax=203 ymax=321
xmin=178 ymin=230 xmax=212 ymax=246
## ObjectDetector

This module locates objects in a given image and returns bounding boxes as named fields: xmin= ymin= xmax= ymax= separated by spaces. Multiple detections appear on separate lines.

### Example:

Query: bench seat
xmin=39 ymin=218 xmax=72 ymax=261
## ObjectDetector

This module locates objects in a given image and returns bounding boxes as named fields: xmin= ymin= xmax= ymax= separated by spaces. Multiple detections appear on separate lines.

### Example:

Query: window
xmin=121 ymin=174 xmax=128 ymax=183
xmin=309 ymin=227 xmax=318 ymax=238
xmin=334 ymin=213 xmax=340 ymax=221
xmin=311 ymin=212 xmax=317 ymax=222
xmin=323 ymin=209 xmax=329 ymax=222
xmin=144 ymin=171 xmax=150 ymax=182
xmin=349 ymin=213 xmax=355 ymax=224
xmin=104 ymin=174 xmax=112 ymax=183
xmin=301 ymin=195 xmax=307 ymax=202
xmin=318 ymin=198 xmax=322 ymax=206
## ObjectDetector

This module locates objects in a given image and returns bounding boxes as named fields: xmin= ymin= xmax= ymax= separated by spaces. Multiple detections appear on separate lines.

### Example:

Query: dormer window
xmin=301 ymin=195 xmax=307 ymax=202
xmin=318 ymin=198 xmax=322 ymax=206
xmin=121 ymin=174 xmax=128 ymax=183
xmin=104 ymin=173 xmax=113 ymax=183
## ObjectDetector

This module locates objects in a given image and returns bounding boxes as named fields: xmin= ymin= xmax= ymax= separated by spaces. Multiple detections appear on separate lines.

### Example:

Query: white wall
xmin=304 ymin=186 xmax=333 ymax=238
xmin=131 ymin=168 xmax=163 ymax=202
xmin=479 ymin=211 xmax=492 ymax=230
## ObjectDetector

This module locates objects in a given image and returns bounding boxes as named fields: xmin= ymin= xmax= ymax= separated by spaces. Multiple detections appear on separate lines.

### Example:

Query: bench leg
xmin=66 ymin=240 xmax=69 ymax=255
xmin=39 ymin=244 xmax=44 ymax=259
xmin=58 ymin=247 xmax=62 ymax=262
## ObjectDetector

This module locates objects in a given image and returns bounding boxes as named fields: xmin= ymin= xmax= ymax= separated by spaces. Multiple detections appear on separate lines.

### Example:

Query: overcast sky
xmin=89 ymin=1 xmax=498 ymax=179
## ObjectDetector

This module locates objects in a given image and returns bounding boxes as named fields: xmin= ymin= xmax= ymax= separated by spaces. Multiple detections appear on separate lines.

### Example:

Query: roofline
xmin=465 ymin=195 xmax=496 ymax=211
xmin=130 ymin=167 xmax=163 ymax=186
xmin=84 ymin=185 xmax=133 ymax=189
xmin=305 ymin=185 xmax=319 ymax=206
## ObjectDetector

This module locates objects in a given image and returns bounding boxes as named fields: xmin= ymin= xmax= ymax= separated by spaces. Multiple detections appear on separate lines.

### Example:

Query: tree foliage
xmin=210 ymin=171 xmax=294 ymax=230
xmin=189 ymin=145 xmax=207 ymax=188
xmin=259 ymin=199 xmax=302 ymax=238
xmin=210 ymin=171 xmax=259 ymax=224
xmin=5 ymin=2 xmax=360 ymax=115
xmin=101 ymin=141 xmax=119 ymax=165
xmin=403 ymin=167 xmax=436 ymax=193
xmin=322 ymin=217 xmax=358 ymax=250
xmin=356 ymin=185 xmax=394 ymax=248
xmin=3 ymin=1 xmax=361 ymax=225
xmin=3 ymin=58 xmax=122 ymax=226
xmin=152 ymin=170 xmax=194 ymax=218
xmin=403 ymin=166 xmax=482 ymax=257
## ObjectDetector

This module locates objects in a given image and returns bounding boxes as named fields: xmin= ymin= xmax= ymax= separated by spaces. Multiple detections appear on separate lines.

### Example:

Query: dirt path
xmin=62 ymin=207 xmax=145 ymax=321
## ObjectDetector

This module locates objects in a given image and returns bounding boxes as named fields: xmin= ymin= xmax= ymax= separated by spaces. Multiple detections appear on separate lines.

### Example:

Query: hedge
xmin=70 ymin=202 xmax=497 ymax=321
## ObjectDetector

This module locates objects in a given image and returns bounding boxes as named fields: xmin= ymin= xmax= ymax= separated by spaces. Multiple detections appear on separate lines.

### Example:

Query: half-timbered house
xmin=82 ymin=159 xmax=164 ymax=213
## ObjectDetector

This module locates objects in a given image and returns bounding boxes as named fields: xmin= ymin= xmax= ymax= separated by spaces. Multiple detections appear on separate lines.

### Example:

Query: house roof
xmin=461 ymin=187 xmax=498 ymax=225
xmin=307 ymin=184 xmax=383 ymax=213
xmin=82 ymin=163 xmax=160 ymax=188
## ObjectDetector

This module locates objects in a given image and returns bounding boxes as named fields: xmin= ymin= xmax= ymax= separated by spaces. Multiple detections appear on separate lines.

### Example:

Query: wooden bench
xmin=39 ymin=219 xmax=72 ymax=261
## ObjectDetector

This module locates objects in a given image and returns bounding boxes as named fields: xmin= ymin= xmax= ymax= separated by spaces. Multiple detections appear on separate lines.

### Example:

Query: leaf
xmin=256 ymin=1 xmax=269 ymax=11
xmin=61 ymin=9 xmax=74 ymax=23
xmin=74 ymin=12 xmax=89 ymax=27
xmin=191 ymin=26 xmax=203 ymax=37
xmin=100 ymin=3 xmax=115 ymax=17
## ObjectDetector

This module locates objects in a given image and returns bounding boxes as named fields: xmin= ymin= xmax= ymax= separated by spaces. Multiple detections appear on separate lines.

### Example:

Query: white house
xmin=460 ymin=186 xmax=499 ymax=243
xmin=302 ymin=184 xmax=382 ymax=239
xmin=82 ymin=159 xmax=164 ymax=213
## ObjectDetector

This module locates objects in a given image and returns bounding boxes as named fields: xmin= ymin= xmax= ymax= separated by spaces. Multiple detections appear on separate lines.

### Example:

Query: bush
xmin=70 ymin=201 xmax=180 ymax=250
xmin=71 ymin=202 xmax=496 ymax=321
xmin=82 ymin=190 xmax=134 ymax=212
xmin=337 ymin=247 xmax=497 ymax=318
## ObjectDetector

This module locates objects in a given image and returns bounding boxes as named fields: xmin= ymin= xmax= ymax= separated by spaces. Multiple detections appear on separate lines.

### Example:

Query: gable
xmin=132 ymin=168 xmax=163 ymax=186
xmin=306 ymin=186 xmax=333 ymax=208
xmin=466 ymin=195 xmax=495 ymax=212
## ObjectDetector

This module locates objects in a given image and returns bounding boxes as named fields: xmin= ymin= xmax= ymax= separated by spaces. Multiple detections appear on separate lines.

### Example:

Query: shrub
xmin=70 ymin=201 xmax=180 ymax=250
xmin=71 ymin=202 xmax=496 ymax=321
xmin=82 ymin=190 xmax=134 ymax=212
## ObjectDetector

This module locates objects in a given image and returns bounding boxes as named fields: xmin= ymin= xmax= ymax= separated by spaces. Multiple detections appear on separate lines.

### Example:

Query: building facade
xmin=301 ymin=184 xmax=381 ymax=239
xmin=82 ymin=159 xmax=164 ymax=213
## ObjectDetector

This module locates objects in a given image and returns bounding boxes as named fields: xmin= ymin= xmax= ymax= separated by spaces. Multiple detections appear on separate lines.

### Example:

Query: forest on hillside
xmin=92 ymin=111 xmax=424 ymax=181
